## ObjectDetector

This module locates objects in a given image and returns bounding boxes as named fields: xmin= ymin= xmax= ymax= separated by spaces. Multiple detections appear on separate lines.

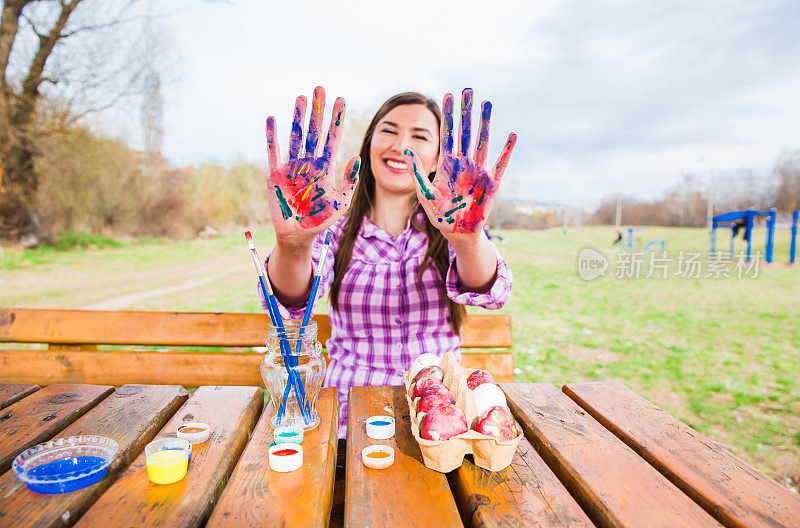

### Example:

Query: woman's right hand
xmin=266 ymin=86 xmax=360 ymax=246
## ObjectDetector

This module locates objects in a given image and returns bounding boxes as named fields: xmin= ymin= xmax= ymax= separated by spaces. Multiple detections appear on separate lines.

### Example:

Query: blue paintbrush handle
xmin=292 ymin=275 xmax=321 ymax=414
xmin=295 ymin=275 xmax=321 ymax=355
xmin=259 ymin=277 xmax=308 ymax=421
xmin=268 ymin=295 xmax=310 ymax=420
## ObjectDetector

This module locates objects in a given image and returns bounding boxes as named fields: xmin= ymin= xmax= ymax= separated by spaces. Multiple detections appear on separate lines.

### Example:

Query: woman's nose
xmin=390 ymin=132 xmax=409 ymax=150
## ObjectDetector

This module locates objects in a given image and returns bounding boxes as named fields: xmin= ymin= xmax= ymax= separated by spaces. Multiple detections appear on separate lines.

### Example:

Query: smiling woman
xmin=263 ymin=87 xmax=516 ymax=438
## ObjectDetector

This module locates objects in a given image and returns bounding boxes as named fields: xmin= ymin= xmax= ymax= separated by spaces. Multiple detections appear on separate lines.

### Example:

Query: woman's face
xmin=370 ymin=104 xmax=439 ymax=196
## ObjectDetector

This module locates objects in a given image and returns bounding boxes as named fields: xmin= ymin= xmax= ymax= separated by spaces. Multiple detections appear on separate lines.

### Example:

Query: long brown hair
xmin=330 ymin=92 xmax=466 ymax=334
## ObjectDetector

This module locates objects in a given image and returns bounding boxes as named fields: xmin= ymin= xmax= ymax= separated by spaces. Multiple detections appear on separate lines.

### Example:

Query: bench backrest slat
xmin=0 ymin=308 xmax=512 ymax=348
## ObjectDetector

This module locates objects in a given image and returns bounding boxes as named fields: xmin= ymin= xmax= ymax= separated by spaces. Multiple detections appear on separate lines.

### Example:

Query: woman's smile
xmin=382 ymin=157 xmax=407 ymax=173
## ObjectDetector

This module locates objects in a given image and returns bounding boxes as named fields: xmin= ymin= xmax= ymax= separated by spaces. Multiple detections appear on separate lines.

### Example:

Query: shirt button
xmin=395 ymin=343 xmax=402 ymax=351
xmin=394 ymin=317 xmax=402 ymax=324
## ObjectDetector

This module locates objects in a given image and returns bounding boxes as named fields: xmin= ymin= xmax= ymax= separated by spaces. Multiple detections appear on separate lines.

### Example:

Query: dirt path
xmin=78 ymin=257 xmax=252 ymax=310
xmin=79 ymin=266 xmax=245 ymax=310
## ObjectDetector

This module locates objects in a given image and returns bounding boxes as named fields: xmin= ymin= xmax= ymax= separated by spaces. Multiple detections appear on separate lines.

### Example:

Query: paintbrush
xmin=278 ymin=231 xmax=333 ymax=417
xmin=244 ymin=231 xmax=310 ymax=422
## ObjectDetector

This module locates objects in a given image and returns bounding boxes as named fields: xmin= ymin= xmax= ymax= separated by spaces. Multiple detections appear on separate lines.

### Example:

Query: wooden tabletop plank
xmin=206 ymin=387 xmax=339 ymax=528
xmin=345 ymin=385 xmax=462 ymax=528
xmin=564 ymin=381 xmax=800 ymax=528
xmin=0 ymin=384 xmax=114 ymax=472
xmin=503 ymin=383 xmax=725 ymax=528
xmin=0 ymin=384 xmax=188 ymax=528
xmin=0 ymin=384 xmax=39 ymax=410
xmin=74 ymin=386 xmax=263 ymax=528
xmin=449 ymin=432 xmax=595 ymax=528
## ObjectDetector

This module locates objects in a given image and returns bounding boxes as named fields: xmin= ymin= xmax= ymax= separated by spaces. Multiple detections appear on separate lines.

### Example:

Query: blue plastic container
xmin=12 ymin=435 xmax=118 ymax=494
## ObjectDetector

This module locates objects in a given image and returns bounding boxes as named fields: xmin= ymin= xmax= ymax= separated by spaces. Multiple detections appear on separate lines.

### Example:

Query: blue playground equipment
xmin=618 ymin=227 xmax=666 ymax=251
xmin=710 ymin=208 xmax=798 ymax=264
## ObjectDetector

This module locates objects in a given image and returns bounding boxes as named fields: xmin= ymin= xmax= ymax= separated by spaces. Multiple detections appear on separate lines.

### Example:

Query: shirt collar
xmin=360 ymin=212 xmax=424 ymax=240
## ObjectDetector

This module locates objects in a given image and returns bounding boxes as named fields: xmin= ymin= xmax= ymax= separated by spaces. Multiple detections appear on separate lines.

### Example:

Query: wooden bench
xmin=0 ymin=308 xmax=514 ymax=387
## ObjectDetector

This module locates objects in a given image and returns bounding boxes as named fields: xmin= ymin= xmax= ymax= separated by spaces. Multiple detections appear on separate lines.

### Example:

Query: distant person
xmin=262 ymin=87 xmax=515 ymax=438
xmin=731 ymin=217 xmax=750 ymax=242
xmin=612 ymin=231 xmax=622 ymax=247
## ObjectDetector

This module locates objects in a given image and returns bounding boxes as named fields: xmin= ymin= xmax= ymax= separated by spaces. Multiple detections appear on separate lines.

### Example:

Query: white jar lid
xmin=269 ymin=443 xmax=303 ymax=472
xmin=361 ymin=445 xmax=395 ymax=470
xmin=365 ymin=416 xmax=395 ymax=440
xmin=177 ymin=422 xmax=210 ymax=444
xmin=273 ymin=425 xmax=304 ymax=444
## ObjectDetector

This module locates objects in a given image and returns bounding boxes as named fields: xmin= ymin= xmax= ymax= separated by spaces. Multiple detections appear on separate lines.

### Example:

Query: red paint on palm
xmin=266 ymin=86 xmax=360 ymax=232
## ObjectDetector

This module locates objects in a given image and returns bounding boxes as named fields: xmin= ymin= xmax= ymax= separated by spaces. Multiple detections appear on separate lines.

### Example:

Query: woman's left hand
xmin=403 ymin=88 xmax=516 ymax=241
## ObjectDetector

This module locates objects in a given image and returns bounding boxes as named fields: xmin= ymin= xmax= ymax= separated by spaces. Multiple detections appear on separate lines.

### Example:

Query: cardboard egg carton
xmin=403 ymin=352 xmax=522 ymax=473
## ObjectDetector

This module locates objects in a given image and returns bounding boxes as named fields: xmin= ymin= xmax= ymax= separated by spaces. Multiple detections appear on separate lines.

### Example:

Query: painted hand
xmin=266 ymin=86 xmax=360 ymax=237
xmin=403 ymin=89 xmax=515 ymax=236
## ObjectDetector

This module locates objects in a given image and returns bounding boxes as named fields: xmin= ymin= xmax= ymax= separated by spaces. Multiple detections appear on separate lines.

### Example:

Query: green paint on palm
xmin=309 ymin=201 xmax=325 ymax=216
xmin=275 ymin=187 xmax=292 ymax=219
xmin=451 ymin=196 xmax=463 ymax=204
xmin=476 ymin=187 xmax=486 ymax=206
xmin=444 ymin=202 xmax=467 ymax=217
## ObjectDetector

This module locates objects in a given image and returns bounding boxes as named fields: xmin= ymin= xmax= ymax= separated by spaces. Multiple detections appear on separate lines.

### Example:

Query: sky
xmin=119 ymin=0 xmax=800 ymax=208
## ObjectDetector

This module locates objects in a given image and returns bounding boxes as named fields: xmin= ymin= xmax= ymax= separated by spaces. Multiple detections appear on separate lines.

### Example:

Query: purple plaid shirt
xmin=263 ymin=213 xmax=512 ymax=437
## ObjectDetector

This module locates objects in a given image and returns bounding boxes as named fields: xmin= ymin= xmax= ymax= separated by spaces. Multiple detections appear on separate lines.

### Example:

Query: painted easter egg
xmin=474 ymin=405 xmax=518 ymax=441
xmin=467 ymin=369 xmax=494 ymax=390
xmin=472 ymin=383 xmax=507 ymax=416
xmin=417 ymin=387 xmax=455 ymax=414
xmin=411 ymin=366 xmax=445 ymax=386
xmin=419 ymin=403 xmax=468 ymax=441
xmin=412 ymin=377 xmax=446 ymax=399
xmin=410 ymin=353 xmax=441 ymax=378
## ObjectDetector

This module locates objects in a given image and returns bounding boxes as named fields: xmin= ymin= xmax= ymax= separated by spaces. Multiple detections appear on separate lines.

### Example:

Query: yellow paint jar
xmin=145 ymin=438 xmax=189 ymax=484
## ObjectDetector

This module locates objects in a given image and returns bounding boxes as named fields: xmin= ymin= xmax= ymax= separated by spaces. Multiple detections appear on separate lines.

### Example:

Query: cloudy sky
xmin=138 ymin=0 xmax=800 ymax=207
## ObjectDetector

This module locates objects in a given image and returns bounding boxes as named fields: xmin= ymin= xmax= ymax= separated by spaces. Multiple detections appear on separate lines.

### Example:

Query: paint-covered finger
xmin=440 ymin=93 xmax=455 ymax=156
xmin=322 ymin=97 xmax=345 ymax=161
xmin=458 ymin=88 xmax=473 ymax=157
xmin=305 ymin=86 xmax=325 ymax=157
xmin=403 ymin=147 xmax=438 ymax=204
xmin=492 ymin=132 xmax=517 ymax=185
xmin=266 ymin=116 xmax=281 ymax=171
xmin=474 ymin=101 xmax=491 ymax=166
xmin=334 ymin=155 xmax=361 ymax=210
xmin=288 ymin=95 xmax=307 ymax=160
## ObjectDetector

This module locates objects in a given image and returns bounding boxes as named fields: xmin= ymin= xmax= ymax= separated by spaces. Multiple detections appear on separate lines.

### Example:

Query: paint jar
xmin=145 ymin=438 xmax=189 ymax=484
xmin=273 ymin=425 xmax=304 ymax=444
xmin=268 ymin=443 xmax=303 ymax=472
xmin=261 ymin=320 xmax=326 ymax=431
xmin=361 ymin=445 xmax=395 ymax=470
xmin=366 ymin=416 xmax=395 ymax=440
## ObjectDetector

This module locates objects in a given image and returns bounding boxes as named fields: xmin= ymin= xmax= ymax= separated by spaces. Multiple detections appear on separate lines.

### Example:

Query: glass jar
xmin=260 ymin=320 xmax=326 ymax=431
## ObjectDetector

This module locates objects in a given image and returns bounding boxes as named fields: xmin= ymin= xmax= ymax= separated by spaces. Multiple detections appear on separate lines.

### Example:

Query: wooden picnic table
xmin=0 ymin=381 xmax=797 ymax=528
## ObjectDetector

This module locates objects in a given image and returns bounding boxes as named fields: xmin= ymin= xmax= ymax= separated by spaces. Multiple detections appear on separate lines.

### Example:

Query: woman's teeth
xmin=385 ymin=160 xmax=406 ymax=169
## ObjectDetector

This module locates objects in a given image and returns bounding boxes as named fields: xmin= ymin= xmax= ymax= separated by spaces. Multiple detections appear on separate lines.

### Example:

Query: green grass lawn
xmin=1 ymin=225 xmax=798 ymax=486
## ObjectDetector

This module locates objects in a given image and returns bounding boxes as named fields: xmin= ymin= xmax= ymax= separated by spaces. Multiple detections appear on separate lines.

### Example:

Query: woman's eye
xmin=381 ymin=129 xmax=397 ymax=135
xmin=413 ymin=135 xmax=428 ymax=141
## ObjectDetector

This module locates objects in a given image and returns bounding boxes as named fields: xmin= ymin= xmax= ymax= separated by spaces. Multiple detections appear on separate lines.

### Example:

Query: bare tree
xmin=141 ymin=67 xmax=163 ymax=160
xmin=0 ymin=0 xmax=179 ymax=244
xmin=772 ymin=149 xmax=800 ymax=211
